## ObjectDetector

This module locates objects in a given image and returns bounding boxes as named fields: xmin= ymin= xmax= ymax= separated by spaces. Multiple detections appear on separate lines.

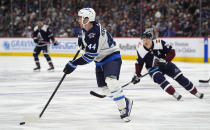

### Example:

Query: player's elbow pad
xmin=165 ymin=49 xmax=175 ymax=62
xmin=135 ymin=63 xmax=143 ymax=76
xmin=50 ymin=36 xmax=55 ymax=42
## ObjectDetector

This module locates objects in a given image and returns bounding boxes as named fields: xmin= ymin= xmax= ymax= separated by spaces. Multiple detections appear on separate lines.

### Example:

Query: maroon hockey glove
xmin=165 ymin=49 xmax=175 ymax=62
xmin=135 ymin=63 xmax=143 ymax=76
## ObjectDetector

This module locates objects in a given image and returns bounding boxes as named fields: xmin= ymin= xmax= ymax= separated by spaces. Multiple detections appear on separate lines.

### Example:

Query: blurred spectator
xmin=163 ymin=25 xmax=176 ymax=37
xmin=21 ymin=26 xmax=33 ymax=37
xmin=0 ymin=0 xmax=209 ymax=37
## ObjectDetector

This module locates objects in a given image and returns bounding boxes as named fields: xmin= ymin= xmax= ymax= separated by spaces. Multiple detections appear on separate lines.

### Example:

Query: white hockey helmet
xmin=78 ymin=8 xmax=96 ymax=26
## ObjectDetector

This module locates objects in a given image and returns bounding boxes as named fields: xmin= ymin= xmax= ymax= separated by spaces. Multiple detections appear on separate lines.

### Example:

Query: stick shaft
xmin=39 ymin=50 xmax=80 ymax=118
xmin=122 ymin=67 xmax=159 ymax=88
xmin=39 ymin=74 xmax=66 ymax=118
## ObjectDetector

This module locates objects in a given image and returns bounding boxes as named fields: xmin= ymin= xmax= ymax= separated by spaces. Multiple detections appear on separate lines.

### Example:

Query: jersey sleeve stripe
xmin=82 ymin=55 xmax=93 ymax=63
xmin=68 ymin=61 xmax=77 ymax=68
xmin=84 ymin=54 xmax=95 ymax=60
xmin=95 ymin=53 xmax=121 ymax=66
xmin=86 ymin=52 xmax=98 ymax=57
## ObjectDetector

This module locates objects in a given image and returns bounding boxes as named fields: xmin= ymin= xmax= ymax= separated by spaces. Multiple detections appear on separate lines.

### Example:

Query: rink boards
xmin=0 ymin=37 xmax=209 ymax=63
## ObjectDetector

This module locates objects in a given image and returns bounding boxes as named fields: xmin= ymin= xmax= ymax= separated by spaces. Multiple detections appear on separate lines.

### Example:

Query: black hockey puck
xmin=20 ymin=122 xmax=25 ymax=125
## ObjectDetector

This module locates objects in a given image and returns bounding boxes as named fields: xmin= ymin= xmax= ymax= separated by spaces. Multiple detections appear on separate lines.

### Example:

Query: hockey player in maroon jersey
xmin=131 ymin=31 xmax=204 ymax=100
xmin=32 ymin=18 xmax=58 ymax=71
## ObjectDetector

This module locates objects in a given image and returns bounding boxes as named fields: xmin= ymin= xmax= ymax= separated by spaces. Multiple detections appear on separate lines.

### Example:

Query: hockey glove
xmin=53 ymin=40 xmax=59 ymax=46
xmin=63 ymin=61 xmax=77 ymax=74
xmin=131 ymin=74 xmax=141 ymax=84
xmin=34 ymin=39 xmax=39 ymax=44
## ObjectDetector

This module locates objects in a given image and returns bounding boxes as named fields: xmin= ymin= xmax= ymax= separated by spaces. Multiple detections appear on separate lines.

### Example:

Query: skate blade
xmin=47 ymin=69 xmax=54 ymax=72
xmin=122 ymin=117 xmax=131 ymax=122
xmin=33 ymin=69 xmax=40 ymax=72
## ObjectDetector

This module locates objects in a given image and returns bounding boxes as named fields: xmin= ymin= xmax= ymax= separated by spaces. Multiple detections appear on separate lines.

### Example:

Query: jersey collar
xmin=82 ymin=22 xmax=97 ymax=33
xmin=143 ymin=41 xmax=154 ymax=51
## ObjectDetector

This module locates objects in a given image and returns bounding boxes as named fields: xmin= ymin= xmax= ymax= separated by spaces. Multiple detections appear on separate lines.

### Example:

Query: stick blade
xmin=199 ymin=80 xmax=209 ymax=83
xmin=22 ymin=114 xmax=40 ymax=123
xmin=90 ymin=91 xmax=106 ymax=98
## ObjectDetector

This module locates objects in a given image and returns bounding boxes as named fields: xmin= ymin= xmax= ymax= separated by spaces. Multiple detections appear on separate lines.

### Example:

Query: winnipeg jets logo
xmin=88 ymin=33 xmax=95 ymax=38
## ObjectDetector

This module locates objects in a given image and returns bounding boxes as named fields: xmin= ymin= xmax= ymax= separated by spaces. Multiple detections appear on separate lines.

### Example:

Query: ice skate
xmin=172 ymin=92 xmax=182 ymax=101
xmin=195 ymin=92 xmax=204 ymax=99
xmin=33 ymin=67 xmax=40 ymax=72
xmin=47 ymin=66 xmax=54 ymax=72
xmin=119 ymin=97 xmax=133 ymax=122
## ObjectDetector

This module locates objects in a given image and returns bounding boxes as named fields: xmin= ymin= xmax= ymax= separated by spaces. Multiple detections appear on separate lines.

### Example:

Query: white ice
xmin=0 ymin=56 xmax=210 ymax=130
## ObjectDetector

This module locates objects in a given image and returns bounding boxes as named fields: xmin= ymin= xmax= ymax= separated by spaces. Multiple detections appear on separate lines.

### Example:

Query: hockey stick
xmin=199 ymin=78 xmax=210 ymax=83
xmin=20 ymin=50 xmax=80 ymax=125
xmin=90 ymin=67 xmax=159 ymax=98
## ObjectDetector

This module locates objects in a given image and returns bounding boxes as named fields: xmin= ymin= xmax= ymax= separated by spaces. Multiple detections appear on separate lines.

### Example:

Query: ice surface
xmin=0 ymin=56 xmax=210 ymax=130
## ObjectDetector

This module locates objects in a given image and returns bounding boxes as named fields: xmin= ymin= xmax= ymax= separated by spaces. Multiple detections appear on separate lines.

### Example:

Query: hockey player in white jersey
xmin=131 ymin=31 xmax=204 ymax=100
xmin=63 ymin=8 xmax=133 ymax=122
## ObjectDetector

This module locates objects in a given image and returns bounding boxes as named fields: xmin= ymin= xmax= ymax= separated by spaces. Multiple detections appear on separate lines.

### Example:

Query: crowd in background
xmin=0 ymin=0 xmax=209 ymax=37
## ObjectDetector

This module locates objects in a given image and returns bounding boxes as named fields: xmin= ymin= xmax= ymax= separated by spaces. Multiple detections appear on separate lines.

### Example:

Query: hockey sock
xmin=175 ymin=74 xmax=194 ymax=91
xmin=33 ymin=53 xmax=39 ymax=61
xmin=48 ymin=61 xmax=54 ymax=68
xmin=152 ymin=71 xmax=176 ymax=95
xmin=189 ymin=87 xmax=197 ymax=95
xmin=35 ymin=61 xmax=40 ymax=68
xmin=105 ymin=77 xmax=126 ymax=110
xmin=101 ymin=86 xmax=112 ymax=97
xmin=44 ymin=54 xmax=52 ymax=61
xmin=164 ymin=85 xmax=175 ymax=95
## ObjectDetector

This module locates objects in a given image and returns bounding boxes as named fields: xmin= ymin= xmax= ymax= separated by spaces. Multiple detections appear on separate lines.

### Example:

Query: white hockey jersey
xmin=136 ymin=39 xmax=173 ymax=69
xmin=74 ymin=22 xmax=121 ymax=66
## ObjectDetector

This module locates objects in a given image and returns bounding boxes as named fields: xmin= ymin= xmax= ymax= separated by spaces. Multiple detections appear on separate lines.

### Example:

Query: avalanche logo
xmin=88 ymin=33 xmax=95 ymax=38
xmin=3 ymin=41 xmax=10 ymax=50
